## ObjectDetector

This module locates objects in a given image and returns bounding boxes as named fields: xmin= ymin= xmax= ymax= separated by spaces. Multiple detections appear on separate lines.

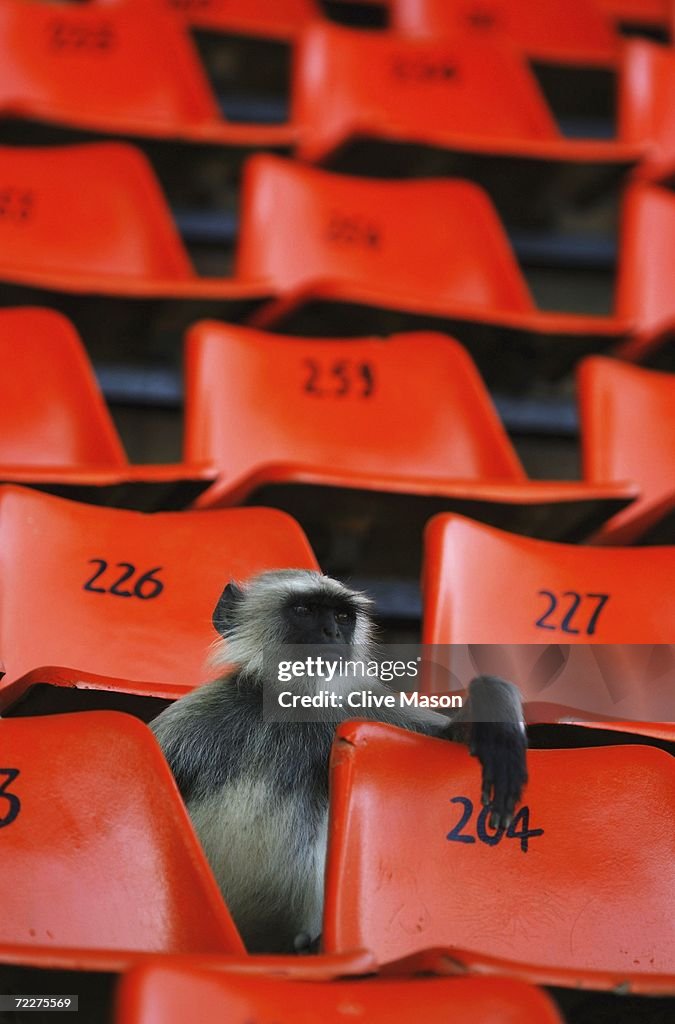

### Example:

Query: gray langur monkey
xmin=151 ymin=569 xmax=527 ymax=954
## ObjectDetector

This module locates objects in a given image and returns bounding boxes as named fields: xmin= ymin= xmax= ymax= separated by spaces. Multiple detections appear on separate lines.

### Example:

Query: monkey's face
xmin=282 ymin=597 xmax=357 ymax=647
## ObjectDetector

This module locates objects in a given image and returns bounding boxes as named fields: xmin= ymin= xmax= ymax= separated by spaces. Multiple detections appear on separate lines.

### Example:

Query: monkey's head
xmin=211 ymin=569 xmax=374 ymax=676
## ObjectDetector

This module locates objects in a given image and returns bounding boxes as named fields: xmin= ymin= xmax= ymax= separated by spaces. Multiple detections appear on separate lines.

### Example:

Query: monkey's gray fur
xmin=151 ymin=569 xmax=527 ymax=953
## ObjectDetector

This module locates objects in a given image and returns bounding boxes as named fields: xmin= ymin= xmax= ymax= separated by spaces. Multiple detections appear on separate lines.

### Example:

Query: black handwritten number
xmin=446 ymin=797 xmax=476 ymax=844
xmin=0 ymin=769 xmax=20 ymax=830
xmin=560 ymin=591 xmax=582 ymax=635
xmin=109 ymin=562 xmax=135 ymax=598
xmin=304 ymin=359 xmax=320 ymax=395
xmin=303 ymin=359 xmax=375 ymax=398
xmin=586 ymin=593 xmax=610 ymax=636
xmin=83 ymin=561 xmax=164 ymax=600
xmin=535 ymin=590 xmax=557 ymax=631
xmin=0 ymin=188 xmax=34 ymax=223
xmin=535 ymin=590 xmax=610 ymax=636
xmin=476 ymin=805 xmax=505 ymax=846
xmin=84 ymin=558 xmax=108 ymax=594
xmin=506 ymin=807 xmax=544 ymax=853
xmin=447 ymin=797 xmax=543 ymax=852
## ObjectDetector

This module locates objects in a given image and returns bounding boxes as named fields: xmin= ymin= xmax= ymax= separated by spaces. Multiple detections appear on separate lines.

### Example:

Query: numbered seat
xmin=0 ymin=712 xmax=244 ymax=962
xmin=391 ymin=0 xmax=619 ymax=65
xmin=292 ymin=22 xmax=638 ymax=230
xmin=184 ymin=323 xmax=635 ymax=579
xmin=0 ymin=307 xmax=214 ymax=510
xmin=612 ymin=181 xmax=675 ymax=366
xmin=579 ymin=357 xmax=675 ymax=544
xmin=323 ymin=720 xmax=675 ymax=987
xmin=239 ymin=156 xmax=629 ymax=388
xmin=0 ymin=485 xmax=318 ymax=714
xmin=422 ymin=513 xmax=675 ymax=720
xmin=116 ymin=960 xmax=564 ymax=1024
xmin=0 ymin=142 xmax=270 ymax=360
xmin=0 ymin=0 xmax=294 ymax=147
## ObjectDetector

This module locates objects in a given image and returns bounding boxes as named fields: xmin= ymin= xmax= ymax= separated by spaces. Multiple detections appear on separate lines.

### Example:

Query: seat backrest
xmin=619 ymin=40 xmax=675 ymax=177
xmin=423 ymin=513 xmax=675 ymax=644
xmin=293 ymin=21 xmax=559 ymax=163
xmin=392 ymin=0 xmax=617 ymax=62
xmin=0 ymin=485 xmax=318 ymax=687
xmin=324 ymin=721 xmax=675 ymax=975
xmin=184 ymin=324 xmax=526 ymax=492
xmin=578 ymin=356 xmax=675 ymax=530
xmin=116 ymin=961 xmax=564 ymax=1023
xmin=615 ymin=182 xmax=675 ymax=339
xmin=0 ymin=142 xmax=195 ymax=282
xmin=0 ymin=307 xmax=127 ymax=467
xmin=0 ymin=0 xmax=220 ymax=128
xmin=236 ymin=155 xmax=534 ymax=312
xmin=0 ymin=711 xmax=243 ymax=953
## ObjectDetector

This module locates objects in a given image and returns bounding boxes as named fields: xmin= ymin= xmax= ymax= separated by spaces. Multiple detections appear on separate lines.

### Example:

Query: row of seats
xmin=0 ymin=713 xmax=672 ymax=995
xmin=1 ymin=144 xmax=674 ymax=382
xmin=0 ymin=480 xmax=672 ymax=720
xmin=2 ymin=309 xmax=671 ymax=546
xmin=4 ymin=3 xmax=675 ymax=221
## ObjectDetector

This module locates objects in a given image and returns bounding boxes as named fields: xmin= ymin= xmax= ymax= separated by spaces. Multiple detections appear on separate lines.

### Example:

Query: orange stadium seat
xmin=0 ymin=485 xmax=318 ymax=714
xmin=0 ymin=141 xmax=265 ymax=304
xmin=323 ymin=720 xmax=675 ymax=985
xmin=0 ymin=0 xmax=294 ymax=146
xmin=578 ymin=357 xmax=675 ymax=544
xmin=116 ymin=961 xmax=564 ymax=1024
xmin=238 ymin=156 xmax=629 ymax=386
xmin=0 ymin=142 xmax=270 ymax=358
xmin=292 ymin=22 xmax=639 ymax=224
xmin=391 ymin=0 xmax=619 ymax=65
xmin=0 ymin=307 xmax=214 ymax=510
xmin=422 ymin=513 xmax=675 ymax=719
xmin=613 ymin=181 xmax=675 ymax=366
xmin=621 ymin=40 xmax=675 ymax=184
xmin=0 ymin=712 xmax=243 ymax=960
xmin=184 ymin=323 xmax=636 ymax=578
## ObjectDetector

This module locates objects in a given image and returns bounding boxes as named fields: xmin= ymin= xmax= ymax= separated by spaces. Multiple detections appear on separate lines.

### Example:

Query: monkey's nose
xmin=322 ymin=625 xmax=340 ymax=640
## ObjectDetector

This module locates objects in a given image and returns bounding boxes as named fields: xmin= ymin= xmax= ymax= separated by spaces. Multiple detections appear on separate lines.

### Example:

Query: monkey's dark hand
xmin=454 ymin=675 xmax=528 ymax=829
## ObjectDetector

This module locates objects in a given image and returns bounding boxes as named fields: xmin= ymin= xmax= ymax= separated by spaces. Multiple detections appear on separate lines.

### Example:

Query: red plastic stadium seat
xmin=238 ymin=156 xmax=628 ymax=386
xmin=579 ymin=357 xmax=675 ymax=543
xmin=323 ymin=721 xmax=675 ymax=984
xmin=422 ymin=513 xmax=675 ymax=718
xmin=292 ymin=22 xmax=638 ymax=223
xmin=0 ymin=0 xmax=294 ymax=147
xmin=116 ymin=961 xmax=564 ymax=1024
xmin=0 ymin=142 xmax=265 ymax=304
xmin=621 ymin=41 xmax=675 ymax=185
xmin=184 ymin=324 xmax=635 ymax=575
xmin=613 ymin=181 xmax=675 ymax=365
xmin=0 ymin=307 xmax=214 ymax=510
xmin=0 ymin=712 xmax=243 ymax=956
xmin=0 ymin=485 xmax=318 ymax=713
xmin=392 ymin=0 xmax=619 ymax=65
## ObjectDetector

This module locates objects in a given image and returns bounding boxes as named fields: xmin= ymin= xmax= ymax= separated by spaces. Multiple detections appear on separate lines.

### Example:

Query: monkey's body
xmin=151 ymin=570 xmax=527 ymax=953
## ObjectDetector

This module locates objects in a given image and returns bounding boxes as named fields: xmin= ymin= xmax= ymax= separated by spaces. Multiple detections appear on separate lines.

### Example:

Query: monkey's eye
xmin=292 ymin=604 xmax=311 ymax=616
xmin=335 ymin=610 xmax=353 ymax=623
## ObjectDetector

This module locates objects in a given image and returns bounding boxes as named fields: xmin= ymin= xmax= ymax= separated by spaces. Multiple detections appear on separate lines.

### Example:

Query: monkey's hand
xmin=452 ymin=675 xmax=528 ymax=830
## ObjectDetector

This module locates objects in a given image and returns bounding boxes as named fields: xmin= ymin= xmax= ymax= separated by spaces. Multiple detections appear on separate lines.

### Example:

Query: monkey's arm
xmin=353 ymin=674 xmax=527 ymax=829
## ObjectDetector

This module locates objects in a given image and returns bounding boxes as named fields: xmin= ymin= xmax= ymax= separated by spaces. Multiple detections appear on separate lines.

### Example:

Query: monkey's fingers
xmin=470 ymin=721 xmax=528 ymax=831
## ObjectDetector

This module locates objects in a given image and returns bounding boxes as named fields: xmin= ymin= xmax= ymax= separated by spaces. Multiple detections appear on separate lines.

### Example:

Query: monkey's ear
xmin=212 ymin=581 xmax=244 ymax=637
